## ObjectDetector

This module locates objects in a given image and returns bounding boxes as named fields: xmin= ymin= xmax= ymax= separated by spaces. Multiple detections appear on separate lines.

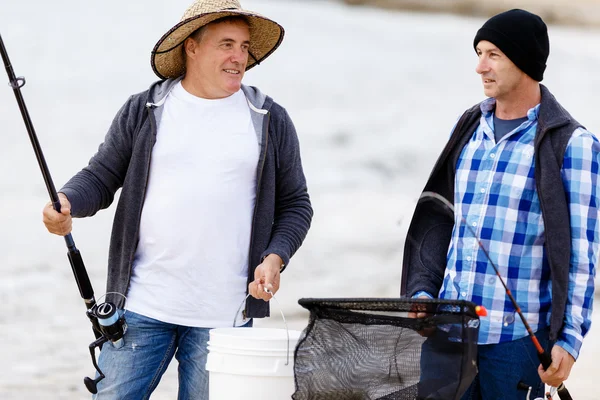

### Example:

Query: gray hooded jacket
xmin=61 ymin=78 xmax=313 ymax=318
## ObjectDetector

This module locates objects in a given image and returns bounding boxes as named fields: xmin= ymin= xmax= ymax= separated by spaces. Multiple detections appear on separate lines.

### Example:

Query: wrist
xmin=264 ymin=253 xmax=285 ymax=272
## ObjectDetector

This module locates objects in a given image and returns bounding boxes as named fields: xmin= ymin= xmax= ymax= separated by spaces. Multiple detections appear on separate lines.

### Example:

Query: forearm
xmin=559 ymin=129 xmax=600 ymax=359
xmin=61 ymin=164 xmax=122 ymax=217
xmin=261 ymin=190 xmax=312 ymax=268
xmin=558 ymin=237 xmax=596 ymax=360
xmin=264 ymin=107 xmax=313 ymax=268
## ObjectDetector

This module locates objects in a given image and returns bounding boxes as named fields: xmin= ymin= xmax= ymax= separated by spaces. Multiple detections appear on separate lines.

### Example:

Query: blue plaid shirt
xmin=427 ymin=98 xmax=598 ymax=359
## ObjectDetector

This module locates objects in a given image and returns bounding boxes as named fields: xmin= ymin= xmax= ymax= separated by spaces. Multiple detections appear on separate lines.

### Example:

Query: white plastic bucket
xmin=206 ymin=327 xmax=302 ymax=400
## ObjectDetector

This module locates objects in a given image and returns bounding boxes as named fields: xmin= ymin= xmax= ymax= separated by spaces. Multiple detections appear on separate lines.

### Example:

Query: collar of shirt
xmin=476 ymin=98 xmax=540 ymax=143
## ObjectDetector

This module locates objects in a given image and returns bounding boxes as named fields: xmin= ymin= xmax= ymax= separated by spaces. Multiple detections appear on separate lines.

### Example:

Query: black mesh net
xmin=293 ymin=298 xmax=480 ymax=400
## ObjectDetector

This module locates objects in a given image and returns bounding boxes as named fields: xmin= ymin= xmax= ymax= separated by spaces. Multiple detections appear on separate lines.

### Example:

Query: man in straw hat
xmin=42 ymin=0 xmax=313 ymax=398
xmin=403 ymin=9 xmax=598 ymax=399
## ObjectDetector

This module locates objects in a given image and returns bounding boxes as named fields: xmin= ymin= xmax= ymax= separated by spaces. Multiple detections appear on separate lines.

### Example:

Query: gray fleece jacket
xmin=61 ymin=78 xmax=313 ymax=318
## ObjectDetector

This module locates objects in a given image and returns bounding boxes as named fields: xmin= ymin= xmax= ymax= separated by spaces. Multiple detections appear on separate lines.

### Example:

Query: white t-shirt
xmin=125 ymin=83 xmax=259 ymax=327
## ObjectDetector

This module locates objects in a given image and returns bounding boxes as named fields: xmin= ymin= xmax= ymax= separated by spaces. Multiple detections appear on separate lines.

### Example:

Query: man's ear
xmin=184 ymin=37 xmax=197 ymax=59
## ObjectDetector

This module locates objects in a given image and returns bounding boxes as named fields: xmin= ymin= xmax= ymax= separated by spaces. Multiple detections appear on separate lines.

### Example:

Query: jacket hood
xmin=146 ymin=78 xmax=272 ymax=113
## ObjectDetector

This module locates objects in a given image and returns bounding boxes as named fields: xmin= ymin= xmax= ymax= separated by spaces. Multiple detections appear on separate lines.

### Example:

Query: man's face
xmin=475 ymin=40 xmax=527 ymax=100
xmin=186 ymin=20 xmax=250 ymax=99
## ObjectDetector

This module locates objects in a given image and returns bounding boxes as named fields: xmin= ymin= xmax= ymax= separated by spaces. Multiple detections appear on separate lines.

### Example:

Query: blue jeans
xmin=461 ymin=328 xmax=552 ymax=400
xmin=92 ymin=310 xmax=252 ymax=400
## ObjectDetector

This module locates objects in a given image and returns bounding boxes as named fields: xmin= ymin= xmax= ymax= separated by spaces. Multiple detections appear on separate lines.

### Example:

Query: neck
xmin=181 ymin=71 xmax=233 ymax=99
xmin=181 ymin=75 xmax=212 ymax=99
xmin=495 ymin=82 xmax=541 ymax=119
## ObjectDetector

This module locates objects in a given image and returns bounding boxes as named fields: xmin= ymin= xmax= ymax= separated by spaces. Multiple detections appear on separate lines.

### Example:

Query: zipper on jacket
xmin=244 ymin=111 xmax=271 ymax=319
xmin=124 ymin=104 xmax=157 ymax=296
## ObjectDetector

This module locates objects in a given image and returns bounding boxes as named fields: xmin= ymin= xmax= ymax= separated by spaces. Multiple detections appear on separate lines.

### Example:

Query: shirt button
xmin=461 ymin=292 xmax=467 ymax=297
xmin=472 ymin=222 xmax=477 ymax=227
xmin=466 ymin=256 xmax=472 ymax=261
xmin=488 ymin=277 xmax=495 ymax=284
xmin=490 ymin=153 xmax=496 ymax=159
xmin=480 ymin=188 xmax=486 ymax=193
xmin=503 ymin=314 xmax=515 ymax=326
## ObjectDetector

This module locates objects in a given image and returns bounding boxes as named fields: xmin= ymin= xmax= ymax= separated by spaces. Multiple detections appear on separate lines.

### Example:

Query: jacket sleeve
xmin=557 ymin=128 xmax=599 ymax=360
xmin=260 ymin=107 xmax=313 ymax=269
xmin=60 ymin=95 xmax=140 ymax=217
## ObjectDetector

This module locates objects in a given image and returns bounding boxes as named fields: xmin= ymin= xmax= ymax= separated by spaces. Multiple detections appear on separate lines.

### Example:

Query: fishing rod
xmin=0 ymin=33 xmax=97 ymax=323
xmin=419 ymin=191 xmax=572 ymax=400
xmin=1 ymin=33 xmax=126 ymax=394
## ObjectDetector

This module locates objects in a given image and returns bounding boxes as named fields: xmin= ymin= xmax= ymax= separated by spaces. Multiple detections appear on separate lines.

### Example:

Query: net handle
xmin=233 ymin=289 xmax=291 ymax=365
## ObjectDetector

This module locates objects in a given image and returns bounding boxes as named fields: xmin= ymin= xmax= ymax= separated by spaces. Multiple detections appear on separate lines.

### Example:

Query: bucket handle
xmin=233 ymin=288 xmax=291 ymax=365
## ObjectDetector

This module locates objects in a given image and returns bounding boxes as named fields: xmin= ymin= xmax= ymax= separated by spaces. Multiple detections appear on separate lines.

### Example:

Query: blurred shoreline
xmin=341 ymin=0 xmax=600 ymax=27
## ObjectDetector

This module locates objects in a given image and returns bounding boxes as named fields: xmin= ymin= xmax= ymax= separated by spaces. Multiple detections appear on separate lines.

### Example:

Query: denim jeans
xmin=92 ymin=310 xmax=252 ymax=400
xmin=461 ymin=328 xmax=552 ymax=400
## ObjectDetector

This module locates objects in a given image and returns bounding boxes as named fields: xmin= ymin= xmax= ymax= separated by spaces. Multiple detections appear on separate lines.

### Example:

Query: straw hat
xmin=151 ymin=0 xmax=284 ymax=79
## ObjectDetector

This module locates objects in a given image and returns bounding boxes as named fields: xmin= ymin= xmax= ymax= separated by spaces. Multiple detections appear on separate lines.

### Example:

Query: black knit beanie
xmin=473 ymin=9 xmax=549 ymax=81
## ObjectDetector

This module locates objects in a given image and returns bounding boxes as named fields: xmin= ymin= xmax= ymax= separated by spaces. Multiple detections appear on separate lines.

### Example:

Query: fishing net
xmin=293 ymin=298 xmax=480 ymax=400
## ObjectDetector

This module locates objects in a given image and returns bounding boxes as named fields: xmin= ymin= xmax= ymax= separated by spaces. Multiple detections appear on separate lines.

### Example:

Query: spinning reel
xmin=83 ymin=295 xmax=128 ymax=394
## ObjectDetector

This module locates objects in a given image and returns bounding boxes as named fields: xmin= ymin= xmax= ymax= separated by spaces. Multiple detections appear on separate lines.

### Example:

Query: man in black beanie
xmin=402 ymin=9 xmax=598 ymax=398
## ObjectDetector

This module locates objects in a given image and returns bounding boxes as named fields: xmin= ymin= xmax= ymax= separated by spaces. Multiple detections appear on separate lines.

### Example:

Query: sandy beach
xmin=0 ymin=0 xmax=598 ymax=398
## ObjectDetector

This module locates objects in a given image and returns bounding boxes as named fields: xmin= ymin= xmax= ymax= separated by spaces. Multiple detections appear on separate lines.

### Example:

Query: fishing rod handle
xmin=538 ymin=351 xmax=573 ymax=400
xmin=556 ymin=384 xmax=573 ymax=400
xmin=539 ymin=351 xmax=552 ymax=369
xmin=67 ymin=242 xmax=95 ymax=301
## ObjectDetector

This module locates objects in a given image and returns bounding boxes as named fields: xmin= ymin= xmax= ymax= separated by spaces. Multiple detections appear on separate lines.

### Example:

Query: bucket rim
xmin=209 ymin=327 xmax=303 ymax=340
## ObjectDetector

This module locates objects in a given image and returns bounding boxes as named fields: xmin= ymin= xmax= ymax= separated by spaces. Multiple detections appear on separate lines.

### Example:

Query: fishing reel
xmin=84 ymin=298 xmax=128 ymax=394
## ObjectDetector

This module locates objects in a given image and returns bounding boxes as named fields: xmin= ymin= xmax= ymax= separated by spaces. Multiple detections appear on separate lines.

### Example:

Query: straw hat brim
xmin=151 ymin=10 xmax=284 ymax=79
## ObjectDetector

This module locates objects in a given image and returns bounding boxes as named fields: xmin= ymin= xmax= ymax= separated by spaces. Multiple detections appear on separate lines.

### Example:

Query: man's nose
xmin=475 ymin=57 xmax=489 ymax=74
xmin=230 ymin=47 xmax=246 ymax=64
